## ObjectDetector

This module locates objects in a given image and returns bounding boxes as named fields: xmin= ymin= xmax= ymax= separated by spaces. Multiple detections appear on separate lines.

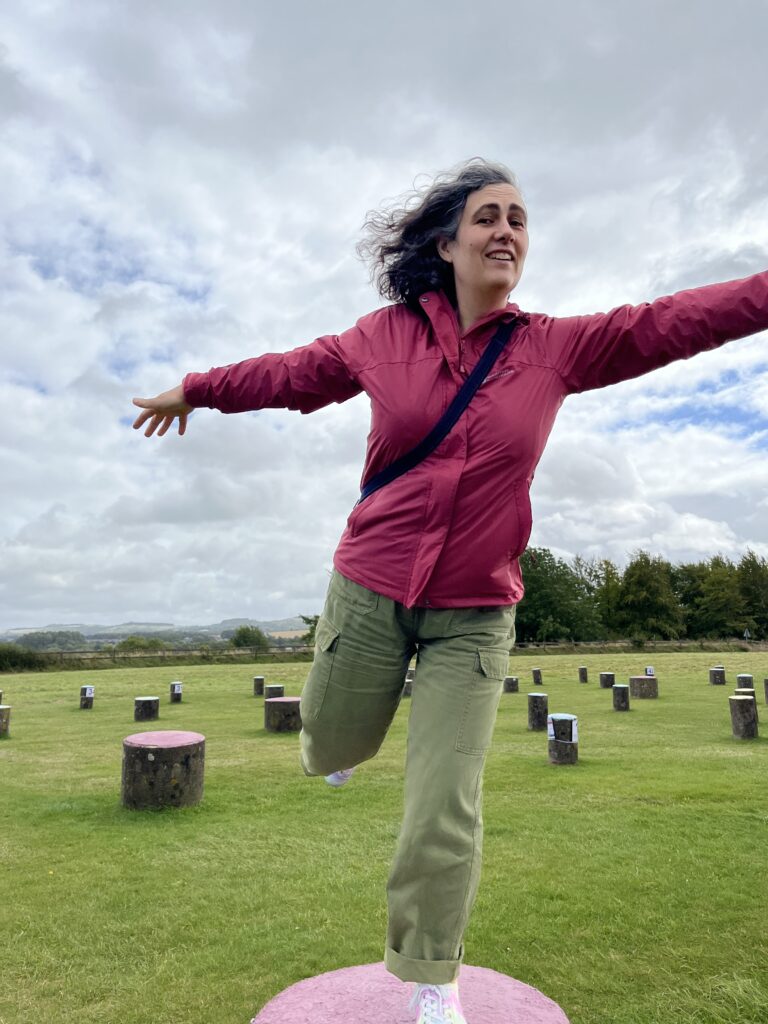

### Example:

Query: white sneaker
xmin=324 ymin=766 xmax=356 ymax=787
xmin=409 ymin=981 xmax=468 ymax=1023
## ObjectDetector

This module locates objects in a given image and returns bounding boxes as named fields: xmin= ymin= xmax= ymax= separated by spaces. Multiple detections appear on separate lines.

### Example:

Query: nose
xmin=494 ymin=223 xmax=514 ymax=242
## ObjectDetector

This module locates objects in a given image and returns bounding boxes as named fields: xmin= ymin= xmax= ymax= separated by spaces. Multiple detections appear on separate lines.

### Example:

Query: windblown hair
xmin=358 ymin=158 xmax=520 ymax=311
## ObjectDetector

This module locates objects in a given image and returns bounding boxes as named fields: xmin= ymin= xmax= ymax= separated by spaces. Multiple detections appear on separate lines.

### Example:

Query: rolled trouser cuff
xmin=385 ymin=945 xmax=463 ymax=985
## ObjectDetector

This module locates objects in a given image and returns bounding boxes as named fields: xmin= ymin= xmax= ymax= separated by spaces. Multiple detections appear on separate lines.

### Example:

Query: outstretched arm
xmin=132 ymin=385 xmax=193 ymax=437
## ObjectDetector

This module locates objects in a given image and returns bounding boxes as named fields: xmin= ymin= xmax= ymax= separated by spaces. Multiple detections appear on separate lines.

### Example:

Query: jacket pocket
xmin=455 ymin=646 xmax=508 ymax=755
xmin=300 ymin=616 xmax=340 ymax=721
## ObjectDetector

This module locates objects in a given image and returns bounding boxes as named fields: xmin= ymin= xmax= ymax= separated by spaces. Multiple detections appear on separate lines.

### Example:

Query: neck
xmin=454 ymin=286 xmax=510 ymax=333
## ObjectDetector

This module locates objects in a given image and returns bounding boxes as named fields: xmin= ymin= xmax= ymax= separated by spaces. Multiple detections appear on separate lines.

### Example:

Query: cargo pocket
xmin=455 ymin=647 xmax=508 ymax=755
xmin=300 ymin=616 xmax=340 ymax=721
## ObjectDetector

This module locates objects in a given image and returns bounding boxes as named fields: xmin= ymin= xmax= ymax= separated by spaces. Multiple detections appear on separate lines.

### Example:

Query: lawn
xmin=1 ymin=652 xmax=767 ymax=1024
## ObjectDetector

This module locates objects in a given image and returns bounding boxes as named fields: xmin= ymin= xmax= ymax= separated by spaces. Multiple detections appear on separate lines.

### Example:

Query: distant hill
xmin=1 ymin=616 xmax=308 ymax=640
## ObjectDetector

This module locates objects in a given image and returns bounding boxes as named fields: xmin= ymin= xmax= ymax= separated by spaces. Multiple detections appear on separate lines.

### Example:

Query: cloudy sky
xmin=2 ymin=0 xmax=767 ymax=632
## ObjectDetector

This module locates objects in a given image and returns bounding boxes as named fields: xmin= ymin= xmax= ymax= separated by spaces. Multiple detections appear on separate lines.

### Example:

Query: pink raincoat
xmin=183 ymin=272 xmax=768 ymax=607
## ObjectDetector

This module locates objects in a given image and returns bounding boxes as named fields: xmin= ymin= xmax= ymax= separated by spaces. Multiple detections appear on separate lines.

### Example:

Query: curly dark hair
xmin=358 ymin=158 xmax=520 ymax=312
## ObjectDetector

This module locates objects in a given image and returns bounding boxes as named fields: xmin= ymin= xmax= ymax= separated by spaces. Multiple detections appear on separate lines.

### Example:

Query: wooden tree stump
xmin=599 ymin=672 xmax=615 ymax=689
xmin=170 ymin=681 xmax=183 ymax=704
xmin=729 ymin=695 xmax=758 ymax=739
xmin=253 ymin=675 xmax=265 ymax=696
xmin=0 ymin=705 xmax=11 ymax=737
xmin=630 ymin=675 xmax=658 ymax=699
xmin=764 ymin=678 xmax=768 ymax=706
xmin=265 ymin=696 xmax=302 ymax=733
xmin=503 ymin=676 xmax=519 ymax=693
xmin=80 ymin=685 xmax=94 ymax=710
xmin=736 ymin=673 xmax=754 ymax=689
xmin=709 ymin=667 xmax=726 ymax=686
xmin=548 ymin=713 xmax=578 ymax=765
xmin=264 ymin=684 xmax=284 ymax=701
xmin=134 ymin=696 xmax=160 ymax=722
xmin=734 ymin=688 xmax=758 ymax=723
xmin=121 ymin=730 xmax=205 ymax=809
xmin=578 ymin=666 xmax=588 ymax=684
xmin=613 ymin=685 xmax=630 ymax=711
xmin=528 ymin=692 xmax=548 ymax=731
xmin=532 ymin=667 xmax=543 ymax=686
xmin=0 ymin=689 xmax=4 ymax=704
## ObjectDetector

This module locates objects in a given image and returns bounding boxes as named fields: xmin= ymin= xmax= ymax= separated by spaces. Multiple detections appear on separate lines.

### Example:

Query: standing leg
xmin=299 ymin=571 xmax=415 ymax=777
xmin=385 ymin=605 xmax=516 ymax=984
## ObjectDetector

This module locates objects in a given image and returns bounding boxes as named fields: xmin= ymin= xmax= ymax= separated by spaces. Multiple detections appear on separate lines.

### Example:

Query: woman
xmin=133 ymin=159 xmax=768 ymax=1024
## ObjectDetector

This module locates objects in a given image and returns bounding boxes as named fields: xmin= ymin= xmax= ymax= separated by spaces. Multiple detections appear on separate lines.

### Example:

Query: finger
xmin=132 ymin=398 xmax=149 ymax=408
xmin=157 ymin=415 xmax=174 ymax=437
xmin=144 ymin=415 xmax=161 ymax=438
xmin=132 ymin=409 xmax=153 ymax=429
xmin=178 ymin=412 xmax=188 ymax=436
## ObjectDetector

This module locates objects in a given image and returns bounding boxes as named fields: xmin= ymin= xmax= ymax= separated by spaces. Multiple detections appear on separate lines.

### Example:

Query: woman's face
xmin=438 ymin=182 xmax=529 ymax=301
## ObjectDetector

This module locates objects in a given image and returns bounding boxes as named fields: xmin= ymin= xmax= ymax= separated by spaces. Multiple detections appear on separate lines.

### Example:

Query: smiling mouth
xmin=486 ymin=252 xmax=514 ymax=262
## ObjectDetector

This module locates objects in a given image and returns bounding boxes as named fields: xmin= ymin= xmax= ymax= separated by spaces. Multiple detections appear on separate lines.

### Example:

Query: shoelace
xmin=408 ymin=985 xmax=461 ymax=1024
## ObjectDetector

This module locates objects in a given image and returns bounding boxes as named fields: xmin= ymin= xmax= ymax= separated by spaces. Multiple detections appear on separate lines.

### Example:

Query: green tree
xmin=737 ymin=550 xmax=768 ymax=639
xmin=671 ymin=562 xmax=710 ymax=638
xmin=516 ymin=548 xmax=602 ymax=643
xmin=593 ymin=559 xmax=623 ymax=637
xmin=116 ymin=635 xmax=166 ymax=652
xmin=299 ymin=614 xmax=320 ymax=646
xmin=230 ymin=625 xmax=269 ymax=651
xmin=617 ymin=551 xmax=683 ymax=639
xmin=694 ymin=555 xmax=750 ymax=638
xmin=15 ymin=630 xmax=88 ymax=651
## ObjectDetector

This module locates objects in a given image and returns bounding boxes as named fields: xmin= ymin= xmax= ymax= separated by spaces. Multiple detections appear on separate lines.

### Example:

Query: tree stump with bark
xmin=599 ymin=672 xmax=615 ymax=689
xmin=578 ymin=666 xmax=588 ymax=684
xmin=134 ymin=696 xmax=160 ymax=722
xmin=709 ymin=667 xmax=726 ymax=685
xmin=764 ymin=678 xmax=768 ymax=706
xmin=265 ymin=696 xmax=302 ymax=733
xmin=80 ymin=685 xmax=94 ymax=710
xmin=170 ymin=682 xmax=183 ymax=704
xmin=121 ymin=730 xmax=205 ymax=809
xmin=532 ymin=667 xmax=543 ymax=686
xmin=548 ymin=713 xmax=578 ymax=764
xmin=264 ymin=684 xmax=284 ymax=701
xmin=612 ymin=685 xmax=630 ymax=711
xmin=629 ymin=675 xmax=658 ymax=699
xmin=729 ymin=695 xmax=758 ymax=739
xmin=503 ymin=676 xmax=519 ymax=693
xmin=528 ymin=692 xmax=548 ymax=731
xmin=734 ymin=688 xmax=758 ymax=722
xmin=736 ymin=673 xmax=754 ymax=689
xmin=0 ymin=705 xmax=11 ymax=737
xmin=253 ymin=676 xmax=265 ymax=696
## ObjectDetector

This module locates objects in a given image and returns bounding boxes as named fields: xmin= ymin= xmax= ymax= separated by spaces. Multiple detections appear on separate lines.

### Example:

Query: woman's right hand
xmin=132 ymin=385 xmax=194 ymax=437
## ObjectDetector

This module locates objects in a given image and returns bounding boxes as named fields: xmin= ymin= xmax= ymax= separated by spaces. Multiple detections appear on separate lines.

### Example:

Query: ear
xmin=437 ymin=236 xmax=453 ymax=264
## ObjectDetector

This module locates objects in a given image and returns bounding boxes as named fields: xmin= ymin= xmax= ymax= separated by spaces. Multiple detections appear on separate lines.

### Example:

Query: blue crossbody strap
xmin=357 ymin=318 xmax=518 ymax=505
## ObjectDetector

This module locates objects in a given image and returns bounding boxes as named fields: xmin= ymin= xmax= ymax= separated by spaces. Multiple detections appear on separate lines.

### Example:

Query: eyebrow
xmin=474 ymin=202 xmax=527 ymax=220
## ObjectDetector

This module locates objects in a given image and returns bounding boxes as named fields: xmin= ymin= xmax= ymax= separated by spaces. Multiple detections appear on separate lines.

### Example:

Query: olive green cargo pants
xmin=299 ymin=570 xmax=515 ymax=985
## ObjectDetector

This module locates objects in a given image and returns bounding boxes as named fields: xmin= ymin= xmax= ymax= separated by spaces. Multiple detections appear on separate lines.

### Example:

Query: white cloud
xmin=1 ymin=0 xmax=767 ymax=629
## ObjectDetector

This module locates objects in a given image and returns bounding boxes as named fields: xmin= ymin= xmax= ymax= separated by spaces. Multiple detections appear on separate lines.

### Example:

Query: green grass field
xmin=2 ymin=652 xmax=767 ymax=1024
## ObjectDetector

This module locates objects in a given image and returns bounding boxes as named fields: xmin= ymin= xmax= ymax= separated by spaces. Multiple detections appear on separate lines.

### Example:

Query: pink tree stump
xmin=250 ymin=962 xmax=570 ymax=1023
xmin=121 ymin=730 xmax=205 ymax=809
xmin=265 ymin=696 xmax=301 ymax=732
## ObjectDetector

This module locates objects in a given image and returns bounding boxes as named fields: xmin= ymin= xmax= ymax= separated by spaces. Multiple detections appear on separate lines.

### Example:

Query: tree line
xmin=515 ymin=548 xmax=768 ymax=643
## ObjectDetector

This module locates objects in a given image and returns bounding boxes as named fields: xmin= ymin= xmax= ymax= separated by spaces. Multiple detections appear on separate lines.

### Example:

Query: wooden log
xmin=170 ymin=681 xmax=183 ymax=704
xmin=527 ymin=692 xmax=548 ymax=731
xmin=265 ymin=696 xmax=302 ymax=733
xmin=264 ymin=684 xmax=284 ymax=700
xmin=0 ymin=689 xmax=3 ymax=704
xmin=80 ymin=684 xmax=94 ymax=710
xmin=253 ymin=675 xmax=265 ymax=696
xmin=599 ymin=672 xmax=615 ymax=689
xmin=503 ymin=676 xmax=519 ymax=693
xmin=121 ymin=730 xmax=205 ymax=809
xmin=532 ymin=667 xmax=543 ymax=686
xmin=612 ymin=685 xmax=630 ymax=711
xmin=134 ymin=696 xmax=160 ymax=722
xmin=736 ymin=673 xmax=754 ymax=689
xmin=709 ymin=667 xmax=726 ymax=686
xmin=0 ymin=705 xmax=10 ymax=737
xmin=734 ymin=688 xmax=758 ymax=723
xmin=630 ymin=675 xmax=658 ymax=699
xmin=578 ymin=666 xmax=588 ymax=684
xmin=764 ymin=678 xmax=768 ymax=706
xmin=548 ymin=713 xmax=578 ymax=765
xmin=729 ymin=695 xmax=758 ymax=739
